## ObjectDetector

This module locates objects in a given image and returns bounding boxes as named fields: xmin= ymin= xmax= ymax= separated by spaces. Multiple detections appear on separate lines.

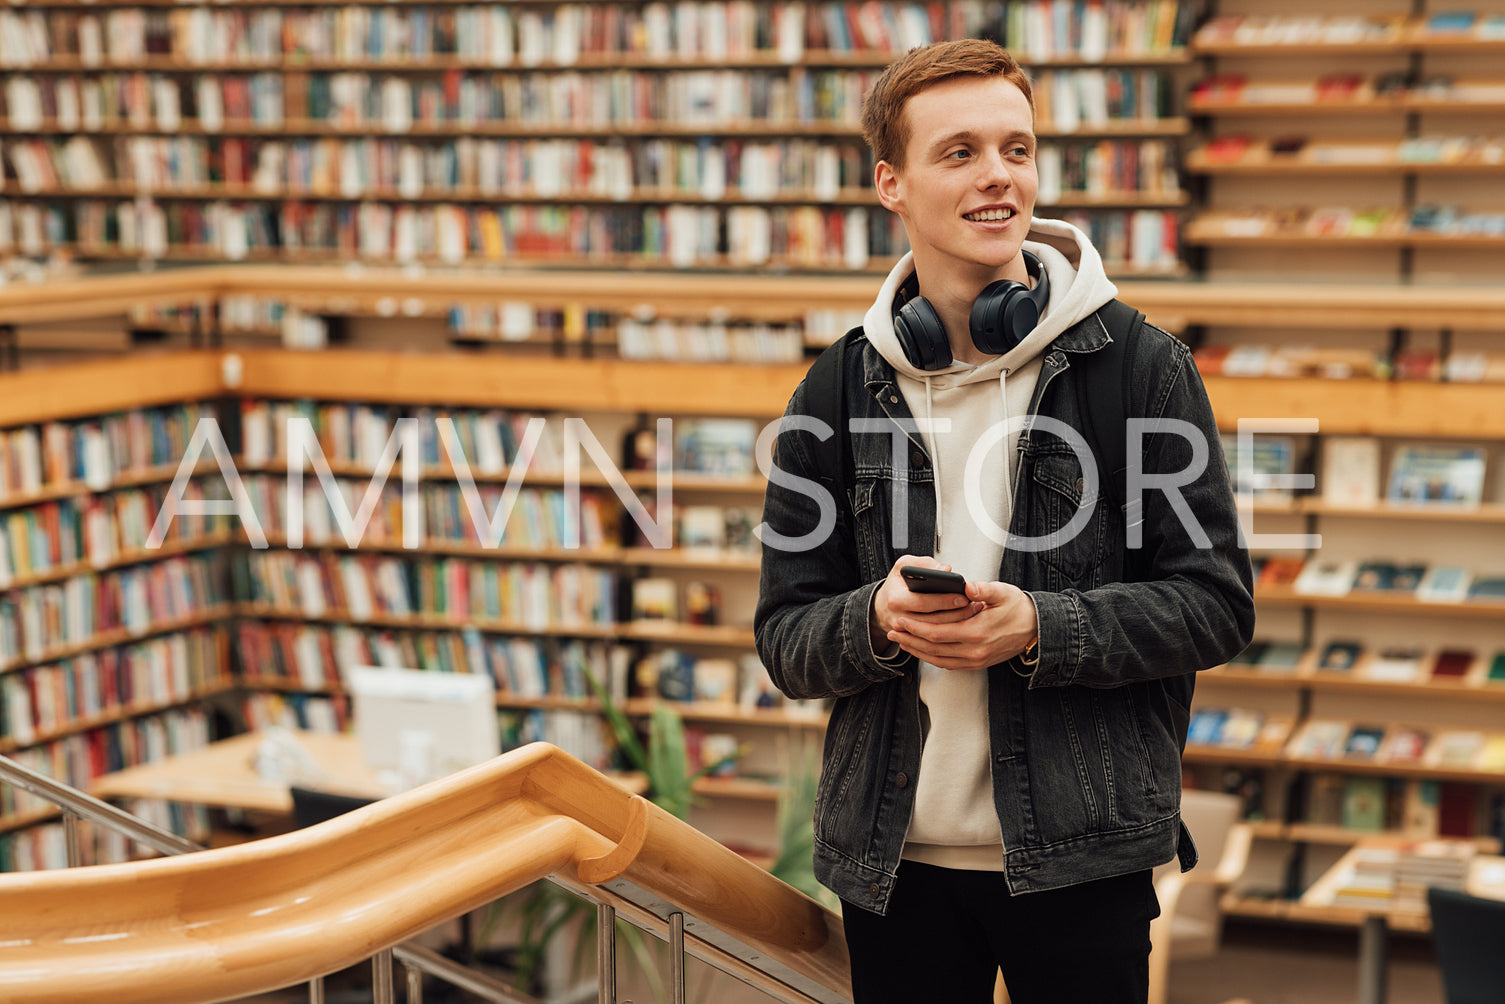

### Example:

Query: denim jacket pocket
xmin=1027 ymin=446 xmax=1107 ymax=588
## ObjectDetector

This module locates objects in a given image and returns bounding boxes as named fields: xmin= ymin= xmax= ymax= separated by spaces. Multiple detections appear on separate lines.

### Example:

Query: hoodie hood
xmin=862 ymin=216 xmax=1119 ymax=386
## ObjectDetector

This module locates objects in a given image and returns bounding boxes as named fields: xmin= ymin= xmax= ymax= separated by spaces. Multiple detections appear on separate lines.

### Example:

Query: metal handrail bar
xmin=391 ymin=943 xmax=547 ymax=1004
xmin=0 ymin=754 xmax=203 ymax=858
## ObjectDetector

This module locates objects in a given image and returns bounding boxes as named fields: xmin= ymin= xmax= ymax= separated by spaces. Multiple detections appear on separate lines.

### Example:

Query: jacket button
xmin=910 ymin=450 xmax=924 ymax=468
xmin=896 ymin=772 xmax=908 ymax=788
xmin=889 ymin=394 xmax=898 ymax=404
xmin=869 ymin=882 xmax=881 ymax=899
xmin=1076 ymin=476 xmax=1086 ymax=494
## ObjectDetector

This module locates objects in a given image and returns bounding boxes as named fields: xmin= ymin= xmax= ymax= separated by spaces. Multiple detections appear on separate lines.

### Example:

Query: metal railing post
xmin=669 ymin=911 xmax=686 ymax=1004
xmin=306 ymin=975 xmax=324 ymax=1004
xmin=597 ymin=903 xmax=616 ymax=1004
xmin=403 ymin=960 xmax=423 ymax=1004
xmin=372 ymin=949 xmax=395 ymax=1004
xmin=62 ymin=811 xmax=83 ymax=869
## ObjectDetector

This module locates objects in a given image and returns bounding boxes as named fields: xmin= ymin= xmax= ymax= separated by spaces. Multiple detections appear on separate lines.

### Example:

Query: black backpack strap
xmin=1076 ymin=298 xmax=1146 ymax=573
xmin=805 ymin=326 xmax=861 ymax=504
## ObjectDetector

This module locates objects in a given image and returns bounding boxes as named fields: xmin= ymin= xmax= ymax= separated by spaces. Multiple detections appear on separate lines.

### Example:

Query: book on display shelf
xmin=1386 ymin=444 xmax=1487 ymax=507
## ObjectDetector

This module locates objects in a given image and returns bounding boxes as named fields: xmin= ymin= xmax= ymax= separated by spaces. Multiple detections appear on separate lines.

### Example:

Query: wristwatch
xmin=1011 ymin=636 xmax=1040 ymax=677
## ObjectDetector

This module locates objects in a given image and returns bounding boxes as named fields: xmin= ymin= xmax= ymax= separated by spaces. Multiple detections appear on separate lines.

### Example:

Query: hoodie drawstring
xmin=924 ymin=376 xmax=942 ymax=541
xmin=1000 ymin=369 xmax=1014 ymax=520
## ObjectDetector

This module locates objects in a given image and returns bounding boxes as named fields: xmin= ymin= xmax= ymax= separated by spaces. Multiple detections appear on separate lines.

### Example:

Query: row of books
xmin=999 ymin=0 xmax=1190 ymax=60
xmin=241 ymin=399 xmax=585 ymax=474
xmin=1199 ymin=343 xmax=1505 ymax=383
xmin=242 ymin=400 xmax=765 ymax=482
xmin=0 ymin=3 xmax=938 ymax=67
xmin=4 ymin=135 xmax=879 ymax=203
xmin=234 ymin=551 xmax=618 ymax=628
xmin=1301 ymin=775 xmax=1471 ymax=841
xmin=136 ymin=291 xmax=857 ymax=358
xmin=1032 ymin=67 xmax=1176 ymax=134
xmin=1192 ymin=73 xmax=1505 ymax=108
xmin=1187 ymin=710 xmax=1505 ymax=777
xmin=233 ymin=618 xmax=800 ymax=719
xmin=0 ymin=403 xmax=213 ymax=501
xmin=1 ymin=65 xmax=1181 ymax=135
xmin=1190 ymin=206 xmax=1505 ymax=241
xmin=0 ymin=555 xmax=222 ymax=670
xmin=1037 ymin=138 xmax=1179 ymax=202
xmin=1196 ymin=135 xmax=1505 ymax=170
xmin=238 ymin=476 xmax=616 ymax=553
xmin=0 ymin=484 xmax=230 ymax=587
xmin=1279 ymin=557 xmax=1505 ymax=605
xmin=0 ymin=798 xmax=209 ymax=872
xmin=1255 ymin=553 xmax=1505 ymax=605
xmin=0 ymin=705 xmax=212 ymax=822
xmin=0 ymin=198 xmax=912 ymax=270
xmin=504 ymin=706 xmax=611 ymax=770
xmin=234 ymin=617 xmax=628 ymax=698
xmin=1225 ymin=436 xmax=1499 ymax=508
xmin=2 ymin=134 xmax=1183 ymax=206
xmin=1291 ymin=719 xmax=1505 ymax=774
xmin=568 ymin=314 xmax=807 ymax=364
xmin=3 ymin=68 xmax=885 ymax=133
xmin=1060 ymin=206 xmax=1180 ymax=273
xmin=1193 ymin=11 xmax=1505 ymax=48
xmin=0 ymin=628 xmax=226 ymax=748
xmin=242 ymin=690 xmax=347 ymax=735
xmin=0 ymin=2 xmax=1190 ymax=69
xmin=1325 ymin=839 xmax=1477 ymax=912
xmin=0 ymin=199 xmax=1182 ymax=274
xmin=1228 ymin=638 xmax=1505 ymax=688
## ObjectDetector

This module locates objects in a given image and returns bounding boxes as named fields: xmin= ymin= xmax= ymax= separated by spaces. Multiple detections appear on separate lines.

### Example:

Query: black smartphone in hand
xmin=900 ymin=566 xmax=968 ymax=594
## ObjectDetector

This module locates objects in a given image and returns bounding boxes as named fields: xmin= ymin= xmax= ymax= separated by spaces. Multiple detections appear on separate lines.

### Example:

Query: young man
xmin=753 ymin=39 xmax=1254 ymax=1003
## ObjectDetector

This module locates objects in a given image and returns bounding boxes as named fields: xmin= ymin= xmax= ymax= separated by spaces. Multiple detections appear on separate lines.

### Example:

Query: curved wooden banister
xmin=0 ymin=743 xmax=851 ymax=1004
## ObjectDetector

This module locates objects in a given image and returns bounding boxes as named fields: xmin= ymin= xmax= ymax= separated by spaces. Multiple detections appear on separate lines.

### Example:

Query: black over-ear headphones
xmin=892 ymin=250 xmax=1051 ymax=371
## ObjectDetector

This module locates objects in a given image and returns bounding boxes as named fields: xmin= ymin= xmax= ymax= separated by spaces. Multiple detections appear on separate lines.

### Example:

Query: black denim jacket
xmin=753 ymin=310 xmax=1256 ymax=913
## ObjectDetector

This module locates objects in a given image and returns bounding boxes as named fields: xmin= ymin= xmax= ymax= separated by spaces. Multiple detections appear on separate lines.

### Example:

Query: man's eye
xmin=949 ymin=149 xmax=971 ymax=160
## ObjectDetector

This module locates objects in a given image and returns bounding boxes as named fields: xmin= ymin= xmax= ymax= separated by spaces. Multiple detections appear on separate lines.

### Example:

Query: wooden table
xmin=92 ymin=731 xmax=392 ymax=815
xmin=92 ymin=730 xmax=647 ymax=816
xmin=1293 ymin=837 xmax=1505 ymax=1004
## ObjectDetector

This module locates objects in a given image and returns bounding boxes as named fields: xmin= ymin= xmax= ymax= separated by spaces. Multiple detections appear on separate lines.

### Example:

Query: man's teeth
xmin=964 ymin=209 xmax=1013 ymax=222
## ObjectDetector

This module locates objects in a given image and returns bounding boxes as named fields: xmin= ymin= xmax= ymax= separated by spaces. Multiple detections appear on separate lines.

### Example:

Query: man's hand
xmin=870 ymin=556 xmax=981 ymax=656
xmin=885 ymin=578 xmax=1038 ymax=672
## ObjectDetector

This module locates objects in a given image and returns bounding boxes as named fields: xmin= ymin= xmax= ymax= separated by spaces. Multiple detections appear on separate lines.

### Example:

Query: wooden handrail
xmin=0 ymin=742 xmax=851 ymax=1004
xmin=5 ymin=264 xmax=1505 ymax=331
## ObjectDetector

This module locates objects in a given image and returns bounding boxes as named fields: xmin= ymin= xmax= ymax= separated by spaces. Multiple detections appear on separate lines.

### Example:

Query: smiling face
xmin=874 ymin=74 xmax=1039 ymax=290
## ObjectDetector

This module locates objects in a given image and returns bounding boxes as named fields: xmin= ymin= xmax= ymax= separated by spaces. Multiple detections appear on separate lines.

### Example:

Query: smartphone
xmin=900 ymin=566 xmax=967 ymax=594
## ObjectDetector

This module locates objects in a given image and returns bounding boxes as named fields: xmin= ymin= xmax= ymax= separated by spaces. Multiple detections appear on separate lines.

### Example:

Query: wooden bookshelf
xmin=0 ymin=0 xmax=1196 ymax=275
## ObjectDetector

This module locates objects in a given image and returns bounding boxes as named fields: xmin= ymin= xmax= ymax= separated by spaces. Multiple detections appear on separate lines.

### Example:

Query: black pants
xmin=840 ymin=861 xmax=1159 ymax=1004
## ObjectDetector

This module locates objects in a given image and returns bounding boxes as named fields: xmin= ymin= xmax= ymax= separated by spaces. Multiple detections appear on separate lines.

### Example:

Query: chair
xmin=1427 ymin=885 xmax=1505 ymax=1004
xmin=1147 ymin=789 xmax=1253 ymax=1004
xmin=992 ymin=789 xmax=1252 ymax=1004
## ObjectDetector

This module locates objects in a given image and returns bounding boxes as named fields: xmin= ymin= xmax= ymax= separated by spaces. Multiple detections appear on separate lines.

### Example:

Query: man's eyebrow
xmin=924 ymin=129 xmax=1036 ymax=153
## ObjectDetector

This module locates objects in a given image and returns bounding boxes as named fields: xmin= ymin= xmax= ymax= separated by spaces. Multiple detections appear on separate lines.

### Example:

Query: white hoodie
xmin=861 ymin=218 xmax=1120 ymax=871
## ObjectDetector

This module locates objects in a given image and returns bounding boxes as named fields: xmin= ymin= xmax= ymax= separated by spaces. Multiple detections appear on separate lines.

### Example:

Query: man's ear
xmin=874 ymin=160 xmax=903 ymax=213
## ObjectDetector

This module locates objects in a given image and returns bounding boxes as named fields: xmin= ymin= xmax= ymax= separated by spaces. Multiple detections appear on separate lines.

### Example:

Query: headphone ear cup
xmin=969 ymin=280 xmax=1029 ymax=356
xmin=970 ymin=253 xmax=1051 ymax=356
xmin=894 ymin=298 xmax=952 ymax=371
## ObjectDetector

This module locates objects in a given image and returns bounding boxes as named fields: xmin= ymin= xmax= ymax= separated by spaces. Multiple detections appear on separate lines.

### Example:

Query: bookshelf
xmin=1 ymin=0 xmax=1197 ymax=276
xmin=1183 ymin=3 xmax=1505 ymax=282
xmin=0 ymin=356 xmax=236 ymax=869
xmin=1184 ymin=310 xmax=1505 ymax=929
xmin=0 ymin=267 xmax=1503 ymax=934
